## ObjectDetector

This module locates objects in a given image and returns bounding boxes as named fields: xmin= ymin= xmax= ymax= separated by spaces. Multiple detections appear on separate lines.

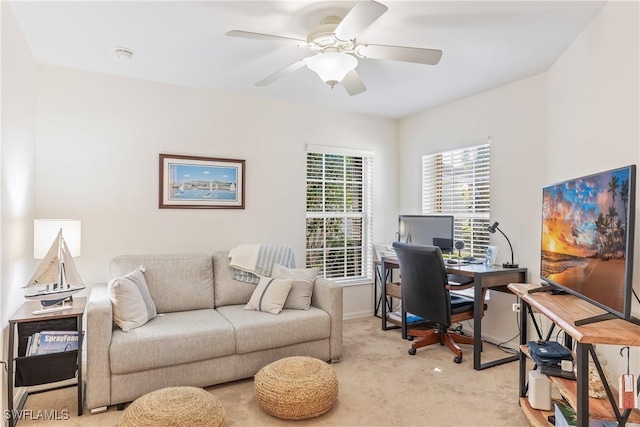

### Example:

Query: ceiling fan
xmin=226 ymin=0 xmax=442 ymax=96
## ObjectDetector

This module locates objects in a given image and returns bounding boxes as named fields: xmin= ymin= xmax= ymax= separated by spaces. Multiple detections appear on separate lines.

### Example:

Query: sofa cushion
xmin=272 ymin=264 xmax=319 ymax=310
xmin=108 ymin=267 xmax=157 ymax=331
xmin=109 ymin=253 xmax=214 ymax=313
xmin=109 ymin=309 xmax=235 ymax=375
xmin=216 ymin=305 xmax=331 ymax=354
xmin=245 ymin=276 xmax=292 ymax=315
xmin=272 ymin=264 xmax=319 ymax=282
xmin=212 ymin=251 xmax=256 ymax=307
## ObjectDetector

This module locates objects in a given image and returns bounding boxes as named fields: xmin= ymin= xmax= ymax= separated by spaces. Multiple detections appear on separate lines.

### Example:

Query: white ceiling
xmin=8 ymin=1 xmax=607 ymax=119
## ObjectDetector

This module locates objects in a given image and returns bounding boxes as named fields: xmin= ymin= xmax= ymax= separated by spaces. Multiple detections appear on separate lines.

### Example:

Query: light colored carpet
xmin=18 ymin=317 xmax=528 ymax=426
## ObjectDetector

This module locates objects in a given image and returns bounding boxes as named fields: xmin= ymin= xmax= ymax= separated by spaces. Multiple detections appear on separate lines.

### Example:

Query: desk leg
xmin=473 ymin=271 xmax=524 ymax=370
xmin=576 ymin=343 xmax=589 ymax=426
xmin=373 ymin=263 xmax=380 ymax=316
xmin=373 ymin=263 xmax=389 ymax=318
xmin=473 ymin=278 xmax=483 ymax=370
xmin=401 ymin=299 xmax=407 ymax=339
xmin=381 ymin=261 xmax=388 ymax=331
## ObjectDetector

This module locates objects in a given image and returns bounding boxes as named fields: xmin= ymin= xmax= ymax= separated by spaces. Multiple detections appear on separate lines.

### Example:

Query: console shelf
xmin=520 ymin=345 xmax=640 ymax=424
xmin=6 ymin=298 xmax=85 ymax=427
xmin=509 ymin=283 xmax=640 ymax=426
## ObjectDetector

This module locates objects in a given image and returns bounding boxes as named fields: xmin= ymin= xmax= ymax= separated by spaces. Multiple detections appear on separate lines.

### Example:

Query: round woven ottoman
xmin=254 ymin=356 xmax=338 ymax=420
xmin=118 ymin=386 xmax=226 ymax=427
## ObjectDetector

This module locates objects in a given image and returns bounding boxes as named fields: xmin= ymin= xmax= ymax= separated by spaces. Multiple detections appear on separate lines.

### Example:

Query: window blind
xmin=422 ymin=142 xmax=491 ymax=257
xmin=306 ymin=148 xmax=373 ymax=283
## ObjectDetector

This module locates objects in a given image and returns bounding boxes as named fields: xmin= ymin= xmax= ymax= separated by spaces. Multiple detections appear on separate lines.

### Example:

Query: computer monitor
xmin=397 ymin=215 xmax=454 ymax=252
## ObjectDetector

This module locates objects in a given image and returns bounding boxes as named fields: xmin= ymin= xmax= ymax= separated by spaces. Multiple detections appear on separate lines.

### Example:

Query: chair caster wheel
xmin=408 ymin=348 xmax=416 ymax=355
xmin=407 ymin=335 xmax=414 ymax=341
xmin=454 ymin=356 xmax=462 ymax=364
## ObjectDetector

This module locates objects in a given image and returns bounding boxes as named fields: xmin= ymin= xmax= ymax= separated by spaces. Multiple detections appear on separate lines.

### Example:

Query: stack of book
xmin=25 ymin=331 xmax=79 ymax=356
xmin=388 ymin=311 xmax=424 ymax=324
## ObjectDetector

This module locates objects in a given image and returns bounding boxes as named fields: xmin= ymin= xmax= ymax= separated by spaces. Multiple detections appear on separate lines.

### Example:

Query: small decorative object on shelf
xmin=485 ymin=245 xmax=498 ymax=266
xmin=587 ymin=350 xmax=611 ymax=399
xmin=25 ymin=220 xmax=84 ymax=315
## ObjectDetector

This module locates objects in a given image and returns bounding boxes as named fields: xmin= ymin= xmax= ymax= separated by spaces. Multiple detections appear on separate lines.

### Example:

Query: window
xmin=422 ymin=142 xmax=490 ymax=257
xmin=306 ymin=146 xmax=373 ymax=283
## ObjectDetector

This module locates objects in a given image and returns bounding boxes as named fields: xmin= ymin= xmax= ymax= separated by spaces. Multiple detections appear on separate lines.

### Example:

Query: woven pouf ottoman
xmin=254 ymin=356 xmax=338 ymax=420
xmin=118 ymin=386 xmax=226 ymax=427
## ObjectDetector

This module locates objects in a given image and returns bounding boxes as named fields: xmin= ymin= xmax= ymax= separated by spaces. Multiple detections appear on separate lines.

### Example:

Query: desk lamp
xmin=487 ymin=221 xmax=518 ymax=268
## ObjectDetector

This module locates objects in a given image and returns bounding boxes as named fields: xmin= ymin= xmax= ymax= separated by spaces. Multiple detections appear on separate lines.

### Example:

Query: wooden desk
xmin=508 ymin=283 xmax=640 ymax=426
xmin=380 ymin=257 xmax=527 ymax=370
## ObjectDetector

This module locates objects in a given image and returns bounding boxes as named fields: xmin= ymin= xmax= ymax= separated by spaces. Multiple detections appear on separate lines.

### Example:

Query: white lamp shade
xmin=306 ymin=53 xmax=358 ymax=87
xmin=34 ymin=219 xmax=81 ymax=258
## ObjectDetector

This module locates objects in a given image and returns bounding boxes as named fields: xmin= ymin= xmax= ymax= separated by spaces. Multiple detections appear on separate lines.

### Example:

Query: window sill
xmin=334 ymin=278 xmax=372 ymax=287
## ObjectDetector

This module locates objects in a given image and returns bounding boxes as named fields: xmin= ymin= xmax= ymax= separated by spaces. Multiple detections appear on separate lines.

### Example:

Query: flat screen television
xmin=539 ymin=165 xmax=638 ymax=325
xmin=397 ymin=215 xmax=454 ymax=253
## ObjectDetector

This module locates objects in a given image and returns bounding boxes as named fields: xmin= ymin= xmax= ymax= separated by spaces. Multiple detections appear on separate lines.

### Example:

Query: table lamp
xmin=486 ymin=221 xmax=519 ymax=268
xmin=26 ymin=219 xmax=85 ymax=315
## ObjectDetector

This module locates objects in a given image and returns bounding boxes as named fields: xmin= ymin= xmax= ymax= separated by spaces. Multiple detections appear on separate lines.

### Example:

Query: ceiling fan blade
xmin=255 ymin=59 xmax=308 ymax=87
xmin=358 ymin=44 xmax=443 ymax=65
xmin=226 ymin=30 xmax=305 ymax=47
xmin=342 ymin=69 xmax=367 ymax=96
xmin=334 ymin=0 xmax=388 ymax=42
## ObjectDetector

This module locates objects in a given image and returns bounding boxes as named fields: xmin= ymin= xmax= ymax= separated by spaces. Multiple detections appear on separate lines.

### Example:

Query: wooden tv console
xmin=508 ymin=283 xmax=640 ymax=426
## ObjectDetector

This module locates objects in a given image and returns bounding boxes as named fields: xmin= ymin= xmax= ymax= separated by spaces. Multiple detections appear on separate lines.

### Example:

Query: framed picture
xmin=159 ymin=154 xmax=245 ymax=209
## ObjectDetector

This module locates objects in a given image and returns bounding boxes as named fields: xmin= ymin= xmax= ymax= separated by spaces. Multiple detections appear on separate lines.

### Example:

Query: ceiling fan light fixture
xmin=306 ymin=53 xmax=358 ymax=88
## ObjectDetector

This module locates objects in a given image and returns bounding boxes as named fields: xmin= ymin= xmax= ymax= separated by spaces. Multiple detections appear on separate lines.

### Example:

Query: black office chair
xmin=392 ymin=241 xmax=484 ymax=364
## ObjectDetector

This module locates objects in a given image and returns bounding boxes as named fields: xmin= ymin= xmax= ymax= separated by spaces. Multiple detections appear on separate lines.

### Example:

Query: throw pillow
xmin=108 ymin=267 xmax=157 ymax=332
xmin=272 ymin=264 xmax=319 ymax=310
xmin=245 ymin=276 xmax=292 ymax=315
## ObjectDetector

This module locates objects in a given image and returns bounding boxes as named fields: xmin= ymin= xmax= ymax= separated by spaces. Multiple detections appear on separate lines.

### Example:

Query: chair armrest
xmin=446 ymin=281 xmax=474 ymax=291
xmin=85 ymin=283 xmax=113 ymax=410
xmin=311 ymin=277 xmax=343 ymax=363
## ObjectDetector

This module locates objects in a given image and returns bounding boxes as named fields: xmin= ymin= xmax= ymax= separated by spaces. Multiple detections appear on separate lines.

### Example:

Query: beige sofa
xmin=85 ymin=251 xmax=343 ymax=413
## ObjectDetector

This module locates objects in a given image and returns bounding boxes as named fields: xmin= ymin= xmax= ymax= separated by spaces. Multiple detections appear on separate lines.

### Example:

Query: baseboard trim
xmin=343 ymin=310 xmax=372 ymax=320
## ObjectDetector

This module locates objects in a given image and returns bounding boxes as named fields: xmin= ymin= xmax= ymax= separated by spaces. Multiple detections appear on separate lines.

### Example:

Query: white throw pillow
xmin=272 ymin=264 xmax=319 ymax=310
xmin=244 ymin=276 xmax=292 ymax=315
xmin=108 ymin=267 xmax=157 ymax=332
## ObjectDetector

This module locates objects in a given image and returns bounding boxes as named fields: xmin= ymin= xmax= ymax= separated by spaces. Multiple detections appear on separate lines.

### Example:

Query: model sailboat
xmin=23 ymin=230 xmax=85 ymax=315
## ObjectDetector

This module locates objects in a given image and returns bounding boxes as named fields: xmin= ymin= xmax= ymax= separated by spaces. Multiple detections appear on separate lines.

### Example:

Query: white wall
xmin=1 ymin=2 xmax=38 ymax=414
xmin=546 ymin=0 xmax=640 ymax=379
xmin=399 ymin=0 xmax=640 ymax=376
xmin=34 ymin=65 xmax=398 ymax=317
xmin=398 ymin=74 xmax=547 ymax=344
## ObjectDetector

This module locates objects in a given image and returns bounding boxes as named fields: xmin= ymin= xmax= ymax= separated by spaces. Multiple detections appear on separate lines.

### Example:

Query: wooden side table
xmin=6 ymin=297 xmax=85 ymax=426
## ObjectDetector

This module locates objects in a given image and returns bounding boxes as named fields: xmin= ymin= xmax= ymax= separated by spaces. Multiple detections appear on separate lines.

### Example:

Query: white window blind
xmin=306 ymin=147 xmax=373 ymax=283
xmin=422 ymin=142 xmax=491 ymax=257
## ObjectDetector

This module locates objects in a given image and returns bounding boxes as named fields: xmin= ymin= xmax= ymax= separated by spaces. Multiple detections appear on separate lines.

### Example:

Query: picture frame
xmin=159 ymin=154 xmax=245 ymax=209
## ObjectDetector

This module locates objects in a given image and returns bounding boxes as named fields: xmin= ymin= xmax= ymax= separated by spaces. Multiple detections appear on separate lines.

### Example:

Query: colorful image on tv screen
xmin=541 ymin=167 xmax=633 ymax=313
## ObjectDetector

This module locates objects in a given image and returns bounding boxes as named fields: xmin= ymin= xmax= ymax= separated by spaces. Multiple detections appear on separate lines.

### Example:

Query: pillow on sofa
xmin=272 ymin=264 xmax=319 ymax=310
xmin=244 ymin=276 xmax=292 ymax=315
xmin=108 ymin=267 xmax=157 ymax=332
